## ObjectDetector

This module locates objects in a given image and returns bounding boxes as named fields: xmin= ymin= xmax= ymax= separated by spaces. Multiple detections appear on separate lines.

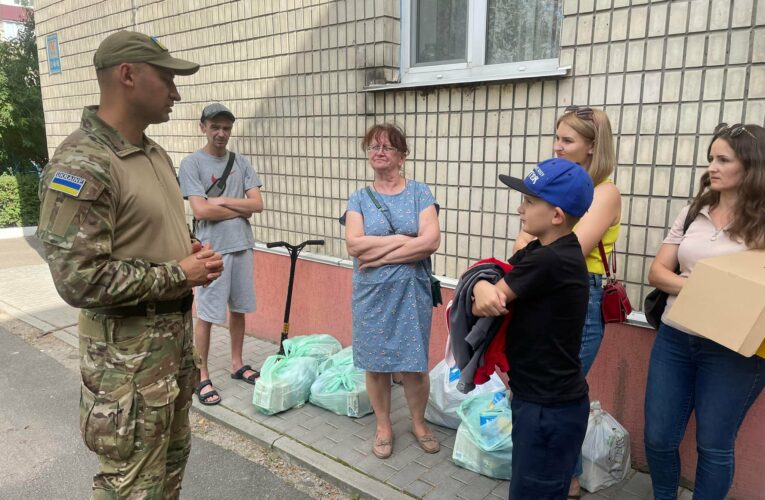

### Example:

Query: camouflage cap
xmin=93 ymin=31 xmax=199 ymax=76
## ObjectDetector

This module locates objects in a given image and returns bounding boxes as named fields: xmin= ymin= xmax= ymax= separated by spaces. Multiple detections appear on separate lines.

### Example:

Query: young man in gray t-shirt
xmin=179 ymin=103 xmax=264 ymax=405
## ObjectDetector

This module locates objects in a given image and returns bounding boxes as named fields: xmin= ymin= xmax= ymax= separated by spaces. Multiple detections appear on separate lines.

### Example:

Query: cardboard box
xmin=667 ymin=250 xmax=765 ymax=357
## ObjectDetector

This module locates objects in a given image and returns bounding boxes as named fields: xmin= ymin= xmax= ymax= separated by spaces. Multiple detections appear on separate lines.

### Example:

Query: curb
xmin=193 ymin=401 xmax=413 ymax=500
xmin=0 ymin=226 xmax=37 ymax=240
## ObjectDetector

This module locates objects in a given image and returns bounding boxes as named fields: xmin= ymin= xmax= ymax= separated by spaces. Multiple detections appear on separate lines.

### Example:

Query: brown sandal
xmin=372 ymin=433 xmax=393 ymax=459
xmin=413 ymin=432 xmax=440 ymax=454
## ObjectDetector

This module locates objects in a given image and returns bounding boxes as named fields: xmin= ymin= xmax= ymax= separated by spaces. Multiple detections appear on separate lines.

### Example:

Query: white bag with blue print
xmin=425 ymin=360 xmax=505 ymax=429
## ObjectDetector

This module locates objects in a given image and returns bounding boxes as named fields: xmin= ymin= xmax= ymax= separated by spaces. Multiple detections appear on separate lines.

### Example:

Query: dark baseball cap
xmin=200 ymin=103 xmax=236 ymax=122
xmin=93 ymin=31 xmax=200 ymax=75
xmin=499 ymin=158 xmax=594 ymax=217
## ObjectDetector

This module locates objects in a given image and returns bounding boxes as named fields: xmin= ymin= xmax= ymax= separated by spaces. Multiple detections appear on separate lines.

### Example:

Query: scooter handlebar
xmin=266 ymin=241 xmax=288 ymax=248
xmin=305 ymin=239 xmax=325 ymax=246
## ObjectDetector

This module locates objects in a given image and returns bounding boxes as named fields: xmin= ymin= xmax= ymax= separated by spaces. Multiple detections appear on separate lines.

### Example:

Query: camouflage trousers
xmin=78 ymin=308 xmax=199 ymax=500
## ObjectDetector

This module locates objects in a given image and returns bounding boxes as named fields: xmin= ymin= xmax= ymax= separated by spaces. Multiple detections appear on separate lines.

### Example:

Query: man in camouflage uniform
xmin=36 ymin=31 xmax=224 ymax=499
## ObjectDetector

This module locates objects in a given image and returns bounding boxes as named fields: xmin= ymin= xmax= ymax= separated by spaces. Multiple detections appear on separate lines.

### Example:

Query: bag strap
xmin=597 ymin=241 xmax=614 ymax=279
xmin=365 ymin=185 xmax=434 ymax=274
xmin=364 ymin=186 xmax=396 ymax=233
xmin=205 ymin=152 xmax=236 ymax=195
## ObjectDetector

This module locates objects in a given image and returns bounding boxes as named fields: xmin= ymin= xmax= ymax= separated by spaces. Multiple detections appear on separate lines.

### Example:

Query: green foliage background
xmin=0 ymin=11 xmax=47 ymax=174
xmin=0 ymin=173 xmax=39 ymax=227
xmin=0 ymin=10 xmax=44 ymax=226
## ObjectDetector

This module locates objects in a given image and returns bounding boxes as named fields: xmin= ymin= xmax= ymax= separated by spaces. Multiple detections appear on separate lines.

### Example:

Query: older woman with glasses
xmin=644 ymin=123 xmax=765 ymax=499
xmin=342 ymin=123 xmax=441 ymax=459
xmin=514 ymin=105 xmax=621 ymax=498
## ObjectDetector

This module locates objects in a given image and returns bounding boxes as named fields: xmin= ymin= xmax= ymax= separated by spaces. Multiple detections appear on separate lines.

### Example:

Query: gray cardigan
xmin=448 ymin=262 xmax=508 ymax=393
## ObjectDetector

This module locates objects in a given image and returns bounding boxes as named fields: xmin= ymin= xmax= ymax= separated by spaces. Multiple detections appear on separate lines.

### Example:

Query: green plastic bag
xmin=318 ymin=346 xmax=354 ymax=374
xmin=252 ymin=354 xmax=319 ymax=415
xmin=452 ymin=422 xmax=513 ymax=480
xmin=456 ymin=390 xmax=513 ymax=452
xmin=309 ymin=364 xmax=372 ymax=418
xmin=282 ymin=334 xmax=342 ymax=363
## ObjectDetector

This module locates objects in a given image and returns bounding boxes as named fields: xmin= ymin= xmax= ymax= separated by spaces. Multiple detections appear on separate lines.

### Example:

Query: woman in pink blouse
xmin=644 ymin=123 xmax=765 ymax=499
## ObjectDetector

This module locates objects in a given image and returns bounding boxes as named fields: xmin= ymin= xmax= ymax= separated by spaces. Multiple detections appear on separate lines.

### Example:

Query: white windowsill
xmin=363 ymin=65 xmax=571 ymax=92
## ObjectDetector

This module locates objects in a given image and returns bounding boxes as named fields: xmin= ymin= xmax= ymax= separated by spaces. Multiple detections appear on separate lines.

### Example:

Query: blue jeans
xmin=644 ymin=323 xmax=764 ymax=500
xmin=510 ymin=396 xmax=589 ymax=500
xmin=573 ymin=274 xmax=604 ymax=478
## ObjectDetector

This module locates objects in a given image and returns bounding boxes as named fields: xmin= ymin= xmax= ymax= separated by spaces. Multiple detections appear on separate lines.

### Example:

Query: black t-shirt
xmin=503 ymin=232 xmax=590 ymax=404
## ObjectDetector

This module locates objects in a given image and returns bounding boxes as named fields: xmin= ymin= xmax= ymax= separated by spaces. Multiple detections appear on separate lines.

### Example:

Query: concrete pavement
xmin=0 ymin=319 xmax=311 ymax=499
xmin=0 ymin=233 xmax=681 ymax=499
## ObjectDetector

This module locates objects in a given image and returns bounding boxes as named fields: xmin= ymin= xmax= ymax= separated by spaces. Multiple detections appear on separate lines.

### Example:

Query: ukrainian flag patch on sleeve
xmin=49 ymin=171 xmax=86 ymax=197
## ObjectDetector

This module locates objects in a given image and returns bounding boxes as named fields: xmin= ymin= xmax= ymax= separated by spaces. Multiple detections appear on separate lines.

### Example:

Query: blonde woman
xmin=514 ymin=106 xmax=620 ymax=498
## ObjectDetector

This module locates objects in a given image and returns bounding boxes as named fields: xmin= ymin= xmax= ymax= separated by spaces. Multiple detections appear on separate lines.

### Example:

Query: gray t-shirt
xmin=179 ymin=149 xmax=262 ymax=254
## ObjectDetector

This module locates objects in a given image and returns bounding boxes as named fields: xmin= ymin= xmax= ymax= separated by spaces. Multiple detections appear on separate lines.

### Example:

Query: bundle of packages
xmin=425 ymin=360 xmax=506 ymax=429
xmin=318 ymin=346 xmax=354 ymax=374
xmin=581 ymin=401 xmax=631 ymax=493
xmin=252 ymin=354 xmax=319 ymax=415
xmin=283 ymin=334 xmax=342 ymax=364
xmin=309 ymin=363 xmax=372 ymax=418
xmin=452 ymin=390 xmax=513 ymax=480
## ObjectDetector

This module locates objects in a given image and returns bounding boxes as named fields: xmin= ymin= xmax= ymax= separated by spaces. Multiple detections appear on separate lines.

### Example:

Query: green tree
xmin=0 ymin=10 xmax=47 ymax=174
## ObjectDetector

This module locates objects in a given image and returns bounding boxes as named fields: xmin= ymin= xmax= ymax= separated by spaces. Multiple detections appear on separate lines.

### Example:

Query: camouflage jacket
xmin=37 ymin=106 xmax=190 ymax=308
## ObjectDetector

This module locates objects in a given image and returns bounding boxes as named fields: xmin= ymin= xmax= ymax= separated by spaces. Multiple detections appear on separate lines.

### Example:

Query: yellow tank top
xmin=579 ymin=180 xmax=621 ymax=275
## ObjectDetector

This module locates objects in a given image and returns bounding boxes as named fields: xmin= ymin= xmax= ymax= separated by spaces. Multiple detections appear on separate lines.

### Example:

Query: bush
xmin=0 ymin=173 xmax=40 ymax=227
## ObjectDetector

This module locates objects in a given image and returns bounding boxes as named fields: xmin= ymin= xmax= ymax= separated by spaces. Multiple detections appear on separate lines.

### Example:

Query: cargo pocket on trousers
xmin=137 ymin=376 xmax=180 ymax=448
xmin=79 ymin=379 xmax=137 ymax=461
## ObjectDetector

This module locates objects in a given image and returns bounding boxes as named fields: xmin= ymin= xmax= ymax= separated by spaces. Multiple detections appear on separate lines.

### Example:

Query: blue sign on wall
xmin=46 ymin=34 xmax=61 ymax=74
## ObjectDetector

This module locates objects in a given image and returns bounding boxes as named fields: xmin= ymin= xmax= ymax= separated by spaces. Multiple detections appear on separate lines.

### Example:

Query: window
xmin=399 ymin=0 xmax=566 ymax=87
xmin=3 ymin=21 xmax=21 ymax=40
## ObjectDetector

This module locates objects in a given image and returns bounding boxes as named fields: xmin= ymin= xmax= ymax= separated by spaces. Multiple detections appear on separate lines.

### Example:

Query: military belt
xmin=89 ymin=294 xmax=194 ymax=317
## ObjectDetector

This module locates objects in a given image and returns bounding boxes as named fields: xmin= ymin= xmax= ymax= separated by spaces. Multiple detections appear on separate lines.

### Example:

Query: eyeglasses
xmin=564 ymin=105 xmax=594 ymax=120
xmin=367 ymin=145 xmax=399 ymax=153
xmin=713 ymin=123 xmax=757 ymax=140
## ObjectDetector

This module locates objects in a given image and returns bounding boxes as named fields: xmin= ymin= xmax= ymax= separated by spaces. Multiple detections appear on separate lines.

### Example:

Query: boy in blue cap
xmin=472 ymin=157 xmax=594 ymax=499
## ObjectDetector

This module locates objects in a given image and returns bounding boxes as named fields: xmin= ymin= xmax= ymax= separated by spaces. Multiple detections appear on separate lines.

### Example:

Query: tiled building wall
xmin=35 ymin=0 xmax=765 ymax=307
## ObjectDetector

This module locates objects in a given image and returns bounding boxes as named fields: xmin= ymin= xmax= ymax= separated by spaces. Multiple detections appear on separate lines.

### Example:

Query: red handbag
xmin=598 ymin=241 xmax=632 ymax=323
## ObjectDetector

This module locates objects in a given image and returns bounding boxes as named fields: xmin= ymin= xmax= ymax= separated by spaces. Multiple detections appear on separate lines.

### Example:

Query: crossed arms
xmin=344 ymin=204 xmax=440 ymax=270
xmin=188 ymin=187 xmax=264 ymax=221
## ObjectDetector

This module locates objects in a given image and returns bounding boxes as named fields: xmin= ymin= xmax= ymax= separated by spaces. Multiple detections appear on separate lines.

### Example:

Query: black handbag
xmin=364 ymin=186 xmax=442 ymax=307
xmin=643 ymin=209 xmax=695 ymax=329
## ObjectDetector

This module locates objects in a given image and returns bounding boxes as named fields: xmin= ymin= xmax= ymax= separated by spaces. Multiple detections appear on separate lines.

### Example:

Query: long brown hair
xmin=687 ymin=124 xmax=765 ymax=249
xmin=556 ymin=108 xmax=616 ymax=186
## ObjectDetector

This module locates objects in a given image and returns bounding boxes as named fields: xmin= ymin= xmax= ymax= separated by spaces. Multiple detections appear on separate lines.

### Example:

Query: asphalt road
xmin=0 ymin=324 xmax=310 ymax=500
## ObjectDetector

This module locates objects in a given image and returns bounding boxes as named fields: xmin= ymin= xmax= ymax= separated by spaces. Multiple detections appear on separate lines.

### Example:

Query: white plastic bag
xmin=425 ymin=360 xmax=506 ymax=429
xmin=580 ymin=400 xmax=631 ymax=493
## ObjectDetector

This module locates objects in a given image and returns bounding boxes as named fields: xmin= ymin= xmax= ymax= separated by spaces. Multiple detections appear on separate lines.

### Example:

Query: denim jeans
xmin=644 ymin=323 xmax=764 ymax=500
xmin=510 ymin=396 xmax=589 ymax=500
xmin=574 ymin=274 xmax=604 ymax=479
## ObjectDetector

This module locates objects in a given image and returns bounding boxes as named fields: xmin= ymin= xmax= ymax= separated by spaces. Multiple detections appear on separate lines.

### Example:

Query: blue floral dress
xmin=345 ymin=180 xmax=438 ymax=373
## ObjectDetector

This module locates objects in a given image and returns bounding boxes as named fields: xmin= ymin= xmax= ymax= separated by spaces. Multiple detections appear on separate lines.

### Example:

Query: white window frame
xmin=397 ymin=0 xmax=568 ymax=88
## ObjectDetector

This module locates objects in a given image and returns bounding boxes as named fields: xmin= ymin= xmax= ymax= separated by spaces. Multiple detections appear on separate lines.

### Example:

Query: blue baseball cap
xmin=499 ymin=158 xmax=594 ymax=217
